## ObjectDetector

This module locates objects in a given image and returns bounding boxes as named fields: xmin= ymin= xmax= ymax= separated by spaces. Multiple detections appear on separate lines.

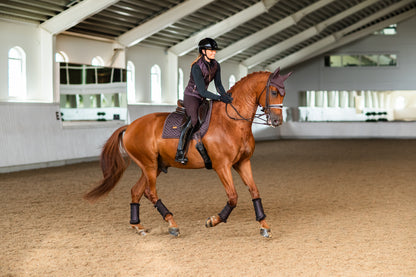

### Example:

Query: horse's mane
xmin=229 ymin=71 xmax=269 ymax=94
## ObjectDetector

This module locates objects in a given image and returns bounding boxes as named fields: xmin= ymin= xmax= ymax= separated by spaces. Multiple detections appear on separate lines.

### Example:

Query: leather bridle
xmin=226 ymin=72 xmax=284 ymax=126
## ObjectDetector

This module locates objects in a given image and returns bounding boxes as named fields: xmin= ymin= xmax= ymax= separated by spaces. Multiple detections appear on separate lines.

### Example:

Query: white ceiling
xmin=1 ymin=0 xmax=415 ymax=69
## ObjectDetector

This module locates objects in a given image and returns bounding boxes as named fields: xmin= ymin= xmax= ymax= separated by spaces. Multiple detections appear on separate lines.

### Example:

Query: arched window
xmin=8 ymin=46 xmax=27 ymax=98
xmin=151 ymin=64 xmax=161 ymax=103
xmin=127 ymin=61 xmax=135 ymax=104
xmin=91 ymin=56 xmax=104 ymax=66
xmin=178 ymin=68 xmax=184 ymax=100
xmin=55 ymin=51 xmax=68 ymax=63
xmin=229 ymin=74 xmax=236 ymax=89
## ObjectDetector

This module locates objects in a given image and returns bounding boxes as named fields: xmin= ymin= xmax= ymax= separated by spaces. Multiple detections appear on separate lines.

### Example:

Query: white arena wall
xmin=2 ymin=102 xmax=416 ymax=173
xmin=282 ymin=16 xmax=416 ymax=107
xmin=1 ymin=16 xmax=416 ymax=173
xmin=0 ymin=102 xmax=124 ymax=172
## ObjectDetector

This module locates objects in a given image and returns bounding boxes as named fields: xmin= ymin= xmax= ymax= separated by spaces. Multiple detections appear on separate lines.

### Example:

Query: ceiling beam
xmin=168 ymin=0 xmax=279 ymax=56
xmin=243 ymin=0 xmax=379 ymax=69
xmin=0 ymin=7 xmax=48 ymax=21
xmin=7 ymin=0 xmax=64 ymax=12
xmin=40 ymin=0 xmax=120 ymax=35
xmin=267 ymin=8 xmax=416 ymax=71
xmin=216 ymin=0 xmax=335 ymax=63
xmin=1 ymin=2 xmax=57 ymax=17
xmin=332 ymin=0 xmax=415 ymax=40
xmin=118 ymin=0 xmax=214 ymax=48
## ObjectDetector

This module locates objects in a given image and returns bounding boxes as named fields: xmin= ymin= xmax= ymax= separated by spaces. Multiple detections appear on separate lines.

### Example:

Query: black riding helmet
xmin=198 ymin=38 xmax=219 ymax=54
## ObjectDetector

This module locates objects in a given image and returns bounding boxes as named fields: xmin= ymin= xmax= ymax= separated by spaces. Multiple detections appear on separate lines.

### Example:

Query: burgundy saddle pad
xmin=162 ymin=101 xmax=212 ymax=139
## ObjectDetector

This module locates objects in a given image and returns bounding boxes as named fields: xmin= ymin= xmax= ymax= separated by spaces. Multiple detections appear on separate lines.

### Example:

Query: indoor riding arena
xmin=1 ymin=1 xmax=416 ymax=276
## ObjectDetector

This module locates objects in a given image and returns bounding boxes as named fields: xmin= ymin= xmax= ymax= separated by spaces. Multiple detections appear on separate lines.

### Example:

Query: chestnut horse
xmin=84 ymin=67 xmax=291 ymax=238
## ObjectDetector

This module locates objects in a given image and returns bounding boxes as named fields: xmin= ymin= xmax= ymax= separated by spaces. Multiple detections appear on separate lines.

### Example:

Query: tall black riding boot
xmin=194 ymin=130 xmax=212 ymax=170
xmin=175 ymin=118 xmax=194 ymax=164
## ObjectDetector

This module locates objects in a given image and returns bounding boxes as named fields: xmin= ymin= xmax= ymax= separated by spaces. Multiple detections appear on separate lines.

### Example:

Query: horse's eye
xmin=271 ymin=90 xmax=278 ymax=96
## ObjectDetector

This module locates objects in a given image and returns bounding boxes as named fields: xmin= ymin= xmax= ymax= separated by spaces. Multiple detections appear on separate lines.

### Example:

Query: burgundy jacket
xmin=184 ymin=57 xmax=226 ymax=100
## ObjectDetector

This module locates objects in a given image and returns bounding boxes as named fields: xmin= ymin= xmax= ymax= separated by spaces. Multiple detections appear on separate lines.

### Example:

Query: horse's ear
xmin=282 ymin=71 xmax=292 ymax=81
xmin=272 ymin=67 xmax=280 ymax=78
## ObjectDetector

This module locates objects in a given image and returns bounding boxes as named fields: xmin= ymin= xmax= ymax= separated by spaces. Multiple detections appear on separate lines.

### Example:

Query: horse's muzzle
xmin=268 ymin=114 xmax=282 ymax=127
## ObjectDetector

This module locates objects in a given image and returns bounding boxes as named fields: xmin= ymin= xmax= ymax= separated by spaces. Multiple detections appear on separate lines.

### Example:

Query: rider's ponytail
xmin=191 ymin=54 xmax=202 ymax=67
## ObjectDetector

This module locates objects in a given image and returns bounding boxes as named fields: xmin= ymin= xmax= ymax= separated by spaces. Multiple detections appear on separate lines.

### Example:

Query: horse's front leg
xmin=143 ymin=168 xmax=180 ymax=237
xmin=206 ymin=166 xmax=238 ymax=228
xmin=233 ymin=159 xmax=271 ymax=238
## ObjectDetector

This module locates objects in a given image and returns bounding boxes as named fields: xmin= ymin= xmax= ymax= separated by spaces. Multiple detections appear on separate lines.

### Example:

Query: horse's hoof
xmin=260 ymin=228 xmax=272 ymax=238
xmin=168 ymin=227 xmax=180 ymax=237
xmin=205 ymin=216 xmax=215 ymax=228
xmin=132 ymin=225 xmax=147 ymax=236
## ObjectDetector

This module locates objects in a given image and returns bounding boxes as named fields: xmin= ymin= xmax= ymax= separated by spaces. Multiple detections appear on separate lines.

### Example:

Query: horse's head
xmin=258 ymin=67 xmax=292 ymax=127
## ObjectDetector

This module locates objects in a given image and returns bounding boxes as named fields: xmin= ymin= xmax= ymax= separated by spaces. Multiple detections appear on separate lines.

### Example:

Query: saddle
xmin=162 ymin=99 xmax=212 ymax=140
xmin=162 ymin=99 xmax=213 ymax=169
xmin=175 ymin=99 xmax=210 ymax=126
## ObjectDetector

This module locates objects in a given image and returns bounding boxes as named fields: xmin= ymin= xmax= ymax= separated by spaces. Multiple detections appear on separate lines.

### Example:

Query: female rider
xmin=175 ymin=37 xmax=233 ymax=164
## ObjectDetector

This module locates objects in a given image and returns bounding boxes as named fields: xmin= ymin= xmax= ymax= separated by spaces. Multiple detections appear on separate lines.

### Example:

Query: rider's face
xmin=203 ymin=49 xmax=216 ymax=61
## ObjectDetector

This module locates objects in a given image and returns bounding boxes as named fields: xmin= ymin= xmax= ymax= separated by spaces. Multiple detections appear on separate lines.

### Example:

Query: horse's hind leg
xmin=130 ymin=173 xmax=147 ymax=235
xmin=143 ymin=167 xmax=180 ymax=237
xmin=233 ymin=159 xmax=271 ymax=238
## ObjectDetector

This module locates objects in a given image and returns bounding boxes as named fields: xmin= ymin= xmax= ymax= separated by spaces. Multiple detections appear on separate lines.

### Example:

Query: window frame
xmin=91 ymin=56 xmax=104 ymax=66
xmin=150 ymin=64 xmax=162 ymax=103
xmin=229 ymin=74 xmax=236 ymax=89
xmin=324 ymin=53 xmax=398 ymax=68
xmin=127 ymin=60 xmax=135 ymax=104
xmin=178 ymin=67 xmax=184 ymax=100
xmin=8 ymin=46 xmax=27 ymax=99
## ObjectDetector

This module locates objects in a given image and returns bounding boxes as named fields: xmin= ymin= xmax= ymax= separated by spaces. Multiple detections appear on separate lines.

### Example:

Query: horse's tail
xmin=84 ymin=125 xmax=130 ymax=202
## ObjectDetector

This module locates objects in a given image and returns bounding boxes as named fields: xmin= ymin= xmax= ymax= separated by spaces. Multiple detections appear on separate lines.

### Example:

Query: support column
xmin=328 ymin=90 xmax=339 ymax=107
xmin=355 ymin=91 xmax=364 ymax=113
xmin=166 ymin=50 xmax=178 ymax=104
xmin=315 ymin=90 xmax=328 ymax=107
xmin=39 ymin=28 xmax=54 ymax=103
xmin=110 ymin=42 xmax=126 ymax=68
xmin=378 ymin=92 xmax=386 ymax=109
xmin=339 ymin=90 xmax=349 ymax=108
xmin=349 ymin=90 xmax=357 ymax=108
xmin=365 ymin=90 xmax=373 ymax=108
xmin=306 ymin=90 xmax=315 ymax=107
xmin=238 ymin=64 xmax=248 ymax=81
xmin=372 ymin=91 xmax=379 ymax=109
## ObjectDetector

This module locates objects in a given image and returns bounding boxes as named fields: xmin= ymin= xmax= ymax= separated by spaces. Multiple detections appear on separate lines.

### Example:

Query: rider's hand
xmin=220 ymin=93 xmax=233 ymax=104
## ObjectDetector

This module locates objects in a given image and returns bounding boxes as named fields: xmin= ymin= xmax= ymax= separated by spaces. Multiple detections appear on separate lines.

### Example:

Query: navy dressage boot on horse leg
xmin=175 ymin=117 xmax=194 ymax=164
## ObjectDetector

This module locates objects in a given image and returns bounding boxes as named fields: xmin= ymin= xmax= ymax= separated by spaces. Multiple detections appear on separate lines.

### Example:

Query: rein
xmin=225 ymin=73 xmax=283 ymax=126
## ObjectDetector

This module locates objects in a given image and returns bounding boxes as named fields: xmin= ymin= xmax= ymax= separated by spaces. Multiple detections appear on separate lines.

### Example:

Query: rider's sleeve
xmin=214 ymin=63 xmax=227 ymax=96
xmin=191 ymin=64 xmax=221 ymax=100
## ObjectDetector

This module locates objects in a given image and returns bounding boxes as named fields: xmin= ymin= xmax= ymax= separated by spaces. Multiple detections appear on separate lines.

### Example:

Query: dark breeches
xmin=184 ymin=94 xmax=202 ymax=127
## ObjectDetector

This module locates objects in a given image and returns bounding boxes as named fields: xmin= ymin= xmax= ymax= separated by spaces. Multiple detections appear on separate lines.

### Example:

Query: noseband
xmin=226 ymin=72 xmax=284 ymax=126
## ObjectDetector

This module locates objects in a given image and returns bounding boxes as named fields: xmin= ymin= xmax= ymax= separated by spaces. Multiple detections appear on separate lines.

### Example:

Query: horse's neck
xmin=230 ymin=74 xmax=267 ymax=121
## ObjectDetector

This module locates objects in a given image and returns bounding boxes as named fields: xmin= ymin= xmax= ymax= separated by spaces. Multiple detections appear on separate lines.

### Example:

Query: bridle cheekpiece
xmin=226 ymin=68 xmax=290 ymax=126
xmin=257 ymin=72 xmax=285 ymax=125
